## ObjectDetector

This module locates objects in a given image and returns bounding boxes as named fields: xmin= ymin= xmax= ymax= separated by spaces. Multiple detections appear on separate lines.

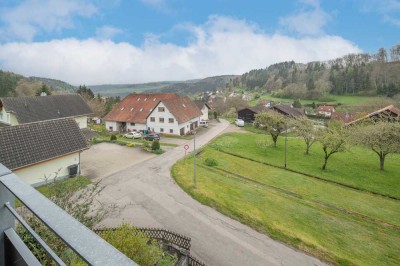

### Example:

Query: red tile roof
xmin=317 ymin=105 xmax=335 ymax=112
xmin=103 ymin=93 xmax=179 ymax=123
xmin=159 ymin=96 xmax=203 ymax=124
xmin=331 ymin=112 xmax=356 ymax=124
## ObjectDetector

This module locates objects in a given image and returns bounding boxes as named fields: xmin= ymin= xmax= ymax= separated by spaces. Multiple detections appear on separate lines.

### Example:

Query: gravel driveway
xmin=91 ymin=120 xmax=325 ymax=266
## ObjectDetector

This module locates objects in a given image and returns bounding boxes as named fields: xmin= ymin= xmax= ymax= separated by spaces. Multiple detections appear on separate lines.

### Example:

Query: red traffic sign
xmin=184 ymin=144 xmax=189 ymax=150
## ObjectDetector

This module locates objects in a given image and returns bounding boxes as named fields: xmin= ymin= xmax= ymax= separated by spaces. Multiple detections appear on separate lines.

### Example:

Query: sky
xmin=0 ymin=0 xmax=399 ymax=85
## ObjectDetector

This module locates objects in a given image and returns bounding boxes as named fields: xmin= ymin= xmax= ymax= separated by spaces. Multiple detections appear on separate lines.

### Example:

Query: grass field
xmin=171 ymin=132 xmax=400 ymax=265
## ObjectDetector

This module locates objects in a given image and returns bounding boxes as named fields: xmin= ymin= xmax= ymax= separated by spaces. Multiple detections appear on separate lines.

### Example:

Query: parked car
xmin=235 ymin=119 xmax=244 ymax=127
xmin=199 ymin=120 xmax=209 ymax=128
xmin=123 ymin=131 xmax=142 ymax=139
xmin=144 ymin=133 xmax=160 ymax=141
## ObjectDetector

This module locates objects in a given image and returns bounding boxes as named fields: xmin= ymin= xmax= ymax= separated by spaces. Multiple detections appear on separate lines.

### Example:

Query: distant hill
xmin=30 ymin=77 xmax=76 ymax=93
xmin=0 ymin=71 xmax=77 ymax=97
xmin=228 ymin=45 xmax=400 ymax=100
xmin=90 ymin=75 xmax=237 ymax=97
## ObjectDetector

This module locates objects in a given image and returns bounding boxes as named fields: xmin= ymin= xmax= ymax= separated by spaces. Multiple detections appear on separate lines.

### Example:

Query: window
xmin=144 ymin=98 xmax=147 ymax=101
xmin=153 ymin=98 xmax=156 ymax=101
xmin=182 ymin=104 xmax=186 ymax=108
xmin=150 ymin=117 xmax=155 ymax=122
xmin=158 ymin=107 xmax=165 ymax=112
xmin=159 ymin=117 xmax=164 ymax=123
xmin=130 ymin=108 xmax=134 ymax=112
xmin=168 ymin=118 xmax=174 ymax=123
xmin=120 ymin=107 xmax=124 ymax=111
xmin=130 ymin=122 xmax=135 ymax=126
xmin=160 ymin=128 xmax=164 ymax=133
xmin=140 ymin=108 xmax=143 ymax=112
xmin=169 ymin=129 xmax=173 ymax=133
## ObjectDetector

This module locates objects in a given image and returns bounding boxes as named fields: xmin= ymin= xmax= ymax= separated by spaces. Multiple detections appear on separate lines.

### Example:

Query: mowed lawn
xmin=210 ymin=133 xmax=400 ymax=199
xmin=171 ymin=132 xmax=400 ymax=265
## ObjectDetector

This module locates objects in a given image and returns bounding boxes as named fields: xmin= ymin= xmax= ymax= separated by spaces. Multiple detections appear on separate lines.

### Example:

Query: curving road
xmin=95 ymin=120 xmax=326 ymax=266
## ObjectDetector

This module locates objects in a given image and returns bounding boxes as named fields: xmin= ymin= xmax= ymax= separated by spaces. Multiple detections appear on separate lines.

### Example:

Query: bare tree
xmin=317 ymin=121 xmax=347 ymax=170
xmin=291 ymin=116 xmax=317 ymax=155
xmin=350 ymin=120 xmax=400 ymax=171
xmin=254 ymin=111 xmax=286 ymax=147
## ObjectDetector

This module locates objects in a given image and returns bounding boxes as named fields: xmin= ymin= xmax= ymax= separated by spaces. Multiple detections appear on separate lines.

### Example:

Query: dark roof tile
xmin=0 ymin=119 xmax=87 ymax=170
xmin=0 ymin=95 xmax=92 ymax=124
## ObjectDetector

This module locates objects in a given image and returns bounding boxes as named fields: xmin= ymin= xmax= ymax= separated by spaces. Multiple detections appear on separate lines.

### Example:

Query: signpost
xmin=184 ymin=144 xmax=189 ymax=156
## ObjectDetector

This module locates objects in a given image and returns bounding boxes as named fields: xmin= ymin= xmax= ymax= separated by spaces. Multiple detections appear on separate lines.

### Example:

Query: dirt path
xmin=95 ymin=120 xmax=326 ymax=266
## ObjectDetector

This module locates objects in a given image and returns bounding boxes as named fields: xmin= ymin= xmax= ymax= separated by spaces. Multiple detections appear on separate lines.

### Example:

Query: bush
xmin=127 ymin=143 xmax=135 ymax=147
xmin=100 ymin=224 xmax=163 ymax=266
xmin=110 ymin=135 xmax=117 ymax=141
xmin=151 ymin=140 xmax=160 ymax=150
xmin=205 ymin=158 xmax=218 ymax=167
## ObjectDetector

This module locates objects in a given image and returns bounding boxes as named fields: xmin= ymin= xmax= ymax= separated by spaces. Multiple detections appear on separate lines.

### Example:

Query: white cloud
xmin=0 ymin=16 xmax=360 ymax=85
xmin=0 ymin=0 xmax=97 ymax=41
xmin=95 ymin=26 xmax=123 ymax=40
xmin=279 ymin=0 xmax=331 ymax=35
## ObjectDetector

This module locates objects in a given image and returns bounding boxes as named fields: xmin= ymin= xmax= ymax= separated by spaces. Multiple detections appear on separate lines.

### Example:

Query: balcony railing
xmin=0 ymin=163 xmax=137 ymax=266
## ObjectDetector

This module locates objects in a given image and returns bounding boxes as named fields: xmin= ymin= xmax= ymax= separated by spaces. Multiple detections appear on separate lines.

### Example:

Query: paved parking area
xmin=80 ymin=143 xmax=156 ymax=180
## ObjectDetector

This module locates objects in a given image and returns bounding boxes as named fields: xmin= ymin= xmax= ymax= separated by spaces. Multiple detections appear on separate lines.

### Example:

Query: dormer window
xmin=137 ymin=97 xmax=140 ymax=101
xmin=149 ymin=108 xmax=153 ymax=112
xmin=144 ymin=98 xmax=147 ymax=101
xmin=182 ymin=104 xmax=186 ymax=108
xmin=130 ymin=108 xmax=134 ymax=112
xmin=140 ymin=108 xmax=143 ymax=112
xmin=153 ymin=98 xmax=156 ymax=101
xmin=120 ymin=107 xmax=124 ymax=111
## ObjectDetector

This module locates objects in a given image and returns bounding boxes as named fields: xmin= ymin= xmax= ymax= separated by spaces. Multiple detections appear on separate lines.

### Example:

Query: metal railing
xmin=0 ymin=163 xmax=137 ymax=266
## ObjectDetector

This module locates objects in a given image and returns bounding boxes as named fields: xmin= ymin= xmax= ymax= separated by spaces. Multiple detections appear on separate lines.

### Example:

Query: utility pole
xmin=284 ymin=123 xmax=288 ymax=168
xmin=193 ymin=130 xmax=197 ymax=188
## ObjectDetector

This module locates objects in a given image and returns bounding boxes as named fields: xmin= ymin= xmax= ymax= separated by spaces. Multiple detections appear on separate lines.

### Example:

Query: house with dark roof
xmin=0 ymin=94 xmax=93 ymax=128
xmin=194 ymin=100 xmax=211 ymax=121
xmin=238 ymin=105 xmax=270 ymax=123
xmin=104 ymin=93 xmax=203 ymax=135
xmin=346 ymin=105 xmax=400 ymax=126
xmin=0 ymin=119 xmax=88 ymax=186
xmin=272 ymin=104 xmax=305 ymax=117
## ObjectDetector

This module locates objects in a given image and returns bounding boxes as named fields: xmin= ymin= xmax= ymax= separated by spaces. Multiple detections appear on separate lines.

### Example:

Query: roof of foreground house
xmin=156 ymin=96 xmax=203 ymax=124
xmin=0 ymin=94 xmax=92 ymax=124
xmin=331 ymin=112 xmax=357 ymax=124
xmin=103 ymin=93 xmax=179 ymax=123
xmin=0 ymin=119 xmax=87 ymax=170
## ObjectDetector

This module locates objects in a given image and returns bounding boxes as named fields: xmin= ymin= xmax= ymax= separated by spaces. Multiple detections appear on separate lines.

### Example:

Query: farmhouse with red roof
xmin=104 ymin=93 xmax=202 ymax=135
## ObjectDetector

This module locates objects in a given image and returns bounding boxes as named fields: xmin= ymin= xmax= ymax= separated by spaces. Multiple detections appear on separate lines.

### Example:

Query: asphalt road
xmin=95 ymin=120 xmax=326 ymax=266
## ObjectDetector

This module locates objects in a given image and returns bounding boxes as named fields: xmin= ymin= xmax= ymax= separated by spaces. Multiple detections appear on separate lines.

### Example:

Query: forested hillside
xmin=30 ymin=77 xmax=76 ymax=93
xmin=229 ymin=45 xmax=400 ymax=100
xmin=0 ymin=70 xmax=24 ymax=96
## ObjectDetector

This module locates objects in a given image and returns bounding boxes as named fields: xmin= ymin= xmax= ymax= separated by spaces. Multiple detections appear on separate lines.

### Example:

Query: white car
xmin=235 ymin=119 xmax=244 ymax=127
xmin=123 ymin=131 xmax=142 ymax=139
xmin=199 ymin=120 xmax=209 ymax=128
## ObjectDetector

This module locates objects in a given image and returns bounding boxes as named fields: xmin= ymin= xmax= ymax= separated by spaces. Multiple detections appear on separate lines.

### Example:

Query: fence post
xmin=0 ymin=167 xmax=15 ymax=266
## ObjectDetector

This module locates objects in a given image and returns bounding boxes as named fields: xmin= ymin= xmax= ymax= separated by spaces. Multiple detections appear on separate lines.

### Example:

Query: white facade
xmin=200 ymin=105 xmax=209 ymax=121
xmin=105 ymin=121 xmax=146 ymax=132
xmin=147 ymin=102 xmax=201 ymax=135
xmin=147 ymin=102 xmax=180 ymax=135
xmin=15 ymin=152 xmax=81 ymax=187
xmin=74 ymin=116 xmax=88 ymax=129
xmin=0 ymin=108 xmax=17 ymax=126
